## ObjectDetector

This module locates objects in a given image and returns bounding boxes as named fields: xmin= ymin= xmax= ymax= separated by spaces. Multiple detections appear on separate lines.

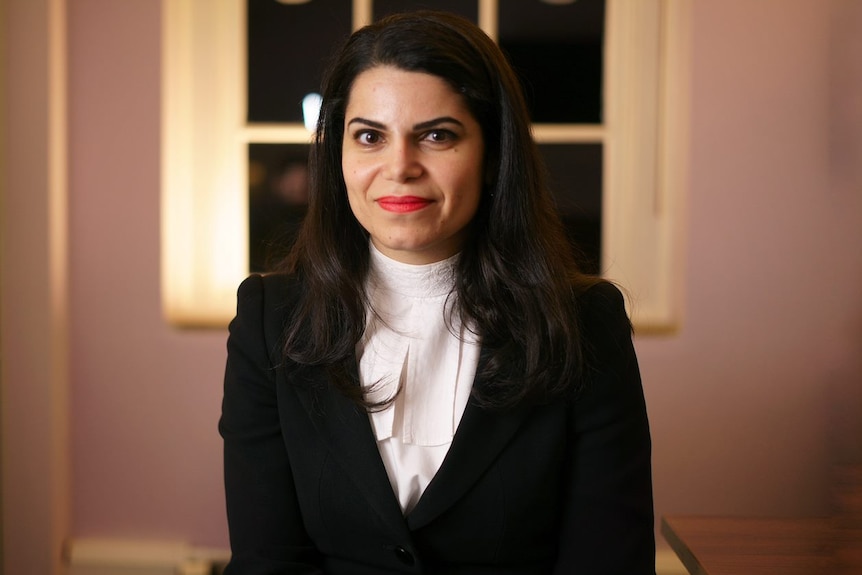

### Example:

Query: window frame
xmin=161 ymin=0 xmax=690 ymax=331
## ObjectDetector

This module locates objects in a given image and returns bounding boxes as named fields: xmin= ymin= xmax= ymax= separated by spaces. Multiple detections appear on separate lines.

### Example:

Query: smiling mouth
xmin=376 ymin=196 xmax=432 ymax=213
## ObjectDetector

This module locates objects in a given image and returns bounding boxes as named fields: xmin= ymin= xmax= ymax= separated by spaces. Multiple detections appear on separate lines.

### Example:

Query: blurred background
xmin=3 ymin=0 xmax=861 ymax=573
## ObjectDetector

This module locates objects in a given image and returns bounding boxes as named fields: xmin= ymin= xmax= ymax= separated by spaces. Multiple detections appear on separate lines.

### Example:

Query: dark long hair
xmin=282 ymin=10 xmax=601 ymax=409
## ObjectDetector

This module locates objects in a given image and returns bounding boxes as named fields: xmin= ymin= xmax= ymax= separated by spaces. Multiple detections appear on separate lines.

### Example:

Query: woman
xmin=220 ymin=10 xmax=654 ymax=575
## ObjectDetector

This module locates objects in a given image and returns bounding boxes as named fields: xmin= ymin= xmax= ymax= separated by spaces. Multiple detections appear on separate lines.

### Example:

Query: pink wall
xmin=61 ymin=0 xmax=862 ymax=550
xmin=67 ymin=0 xmax=228 ymax=545
xmin=641 ymin=0 xmax=862 ymax=525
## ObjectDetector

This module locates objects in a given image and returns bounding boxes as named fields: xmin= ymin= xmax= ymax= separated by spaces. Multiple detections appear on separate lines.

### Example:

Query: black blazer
xmin=220 ymin=274 xmax=655 ymax=574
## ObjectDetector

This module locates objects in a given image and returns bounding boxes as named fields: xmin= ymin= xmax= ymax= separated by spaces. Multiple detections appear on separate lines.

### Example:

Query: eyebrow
xmin=346 ymin=116 xmax=465 ymax=131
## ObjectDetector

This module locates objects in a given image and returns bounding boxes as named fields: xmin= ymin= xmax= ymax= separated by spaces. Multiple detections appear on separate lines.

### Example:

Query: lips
xmin=376 ymin=196 xmax=432 ymax=213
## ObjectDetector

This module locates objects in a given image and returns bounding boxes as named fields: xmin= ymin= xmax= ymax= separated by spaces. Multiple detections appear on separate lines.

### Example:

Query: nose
xmin=383 ymin=139 xmax=423 ymax=182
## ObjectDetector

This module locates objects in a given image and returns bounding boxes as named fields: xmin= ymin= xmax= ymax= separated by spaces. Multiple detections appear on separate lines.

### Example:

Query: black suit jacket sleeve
xmin=219 ymin=274 xmax=324 ymax=574
xmin=554 ymin=283 xmax=655 ymax=574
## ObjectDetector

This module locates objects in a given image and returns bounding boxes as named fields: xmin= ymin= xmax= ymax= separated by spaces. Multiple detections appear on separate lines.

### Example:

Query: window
xmin=162 ymin=0 xmax=690 ymax=331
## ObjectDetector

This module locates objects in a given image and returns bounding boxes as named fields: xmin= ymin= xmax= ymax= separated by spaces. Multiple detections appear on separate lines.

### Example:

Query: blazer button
xmin=393 ymin=546 xmax=414 ymax=566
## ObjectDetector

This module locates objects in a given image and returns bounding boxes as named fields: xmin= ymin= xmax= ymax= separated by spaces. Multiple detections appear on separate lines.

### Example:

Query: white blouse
xmin=357 ymin=244 xmax=481 ymax=514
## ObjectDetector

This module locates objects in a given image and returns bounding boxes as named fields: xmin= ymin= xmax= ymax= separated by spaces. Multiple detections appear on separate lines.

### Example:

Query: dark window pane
xmin=247 ymin=0 xmax=352 ymax=123
xmin=373 ymin=0 xmax=477 ymax=23
xmin=248 ymin=143 xmax=309 ymax=272
xmin=499 ymin=0 xmax=604 ymax=124
xmin=539 ymin=143 xmax=602 ymax=274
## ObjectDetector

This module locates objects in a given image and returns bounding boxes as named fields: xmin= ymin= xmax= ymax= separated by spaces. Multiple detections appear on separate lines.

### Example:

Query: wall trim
xmin=1 ymin=0 xmax=70 ymax=574
xmin=66 ymin=539 xmax=229 ymax=575
xmin=65 ymin=540 xmax=686 ymax=575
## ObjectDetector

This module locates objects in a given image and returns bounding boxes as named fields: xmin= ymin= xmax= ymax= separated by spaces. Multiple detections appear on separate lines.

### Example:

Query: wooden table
xmin=661 ymin=515 xmax=844 ymax=575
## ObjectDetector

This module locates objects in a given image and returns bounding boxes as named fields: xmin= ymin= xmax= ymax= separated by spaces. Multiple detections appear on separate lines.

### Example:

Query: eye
xmin=422 ymin=128 xmax=458 ymax=144
xmin=354 ymin=130 xmax=382 ymax=145
xmin=424 ymin=129 xmax=455 ymax=143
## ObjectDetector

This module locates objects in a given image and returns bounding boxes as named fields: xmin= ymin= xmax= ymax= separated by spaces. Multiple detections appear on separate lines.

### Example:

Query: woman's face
xmin=341 ymin=66 xmax=484 ymax=264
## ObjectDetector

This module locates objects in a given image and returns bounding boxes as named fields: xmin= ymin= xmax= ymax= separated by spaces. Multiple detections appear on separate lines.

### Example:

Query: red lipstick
xmin=377 ymin=196 xmax=432 ymax=213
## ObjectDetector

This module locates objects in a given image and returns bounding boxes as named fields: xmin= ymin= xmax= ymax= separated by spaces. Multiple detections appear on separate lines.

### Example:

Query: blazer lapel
xmin=288 ymin=362 xmax=410 ymax=541
xmin=405 ymin=354 xmax=533 ymax=530
xmin=287 ymin=349 xmax=533 ymax=535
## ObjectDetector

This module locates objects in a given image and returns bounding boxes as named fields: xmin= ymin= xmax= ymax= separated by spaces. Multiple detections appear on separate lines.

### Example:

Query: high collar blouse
xmin=357 ymin=244 xmax=481 ymax=512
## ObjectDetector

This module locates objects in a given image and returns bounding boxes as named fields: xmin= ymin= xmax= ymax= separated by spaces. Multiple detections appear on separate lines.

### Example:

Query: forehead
xmin=344 ymin=66 xmax=472 ymax=120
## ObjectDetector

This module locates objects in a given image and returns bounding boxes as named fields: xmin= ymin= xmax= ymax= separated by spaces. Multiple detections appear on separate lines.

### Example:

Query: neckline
xmin=368 ymin=242 xmax=458 ymax=299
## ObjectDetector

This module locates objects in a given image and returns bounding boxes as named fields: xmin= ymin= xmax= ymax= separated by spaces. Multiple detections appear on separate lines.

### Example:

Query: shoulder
xmin=235 ymin=272 xmax=301 ymax=316
xmin=574 ymin=280 xmax=635 ymax=375
xmin=576 ymin=280 xmax=626 ymax=309
xmin=576 ymin=280 xmax=632 ymax=338
xmin=231 ymin=273 xmax=303 ymax=362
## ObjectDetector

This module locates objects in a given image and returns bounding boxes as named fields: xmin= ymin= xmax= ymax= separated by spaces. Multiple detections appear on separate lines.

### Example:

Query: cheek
xmin=345 ymin=187 xmax=363 ymax=216
xmin=341 ymin=158 xmax=372 ymax=191
xmin=452 ymin=159 xmax=485 ymax=207
xmin=344 ymin=186 xmax=373 ymax=234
